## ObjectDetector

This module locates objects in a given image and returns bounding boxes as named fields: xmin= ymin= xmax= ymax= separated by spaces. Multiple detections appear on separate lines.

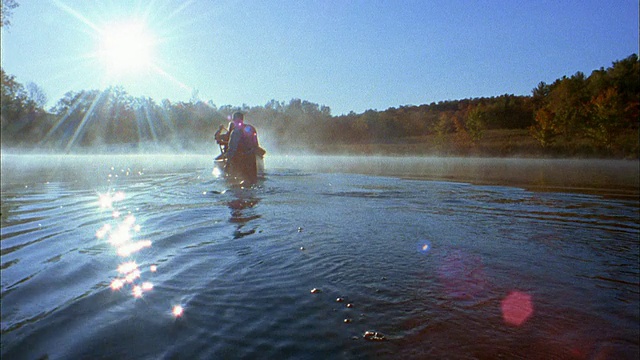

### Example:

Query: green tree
xmin=586 ymin=88 xmax=627 ymax=150
xmin=532 ymin=82 xmax=550 ymax=110
xmin=466 ymin=105 xmax=486 ymax=141
xmin=547 ymin=73 xmax=590 ymax=139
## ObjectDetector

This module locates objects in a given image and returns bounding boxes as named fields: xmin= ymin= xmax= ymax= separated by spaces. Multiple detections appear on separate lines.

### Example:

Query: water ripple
xmin=1 ymin=156 xmax=638 ymax=359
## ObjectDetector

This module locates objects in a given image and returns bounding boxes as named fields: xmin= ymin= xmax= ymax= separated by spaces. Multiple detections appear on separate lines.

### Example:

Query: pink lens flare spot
xmin=501 ymin=291 xmax=534 ymax=326
xmin=172 ymin=305 xmax=184 ymax=317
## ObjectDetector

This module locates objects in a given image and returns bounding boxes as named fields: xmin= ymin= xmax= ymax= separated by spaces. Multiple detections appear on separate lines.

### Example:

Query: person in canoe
xmin=214 ymin=111 xmax=265 ymax=184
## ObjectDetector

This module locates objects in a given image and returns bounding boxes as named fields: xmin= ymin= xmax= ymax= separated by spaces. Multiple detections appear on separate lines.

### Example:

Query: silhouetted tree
xmin=1 ymin=0 xmax=19 ymax=28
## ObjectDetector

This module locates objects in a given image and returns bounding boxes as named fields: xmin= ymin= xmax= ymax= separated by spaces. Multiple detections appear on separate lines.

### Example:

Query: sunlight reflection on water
xmin=94 ymin=188 xmax=157 ymax=302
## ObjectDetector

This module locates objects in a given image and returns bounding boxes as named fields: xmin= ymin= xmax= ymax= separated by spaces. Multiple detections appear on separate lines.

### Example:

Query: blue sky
xmin=1 ymin=0 xmax=638 ymax=115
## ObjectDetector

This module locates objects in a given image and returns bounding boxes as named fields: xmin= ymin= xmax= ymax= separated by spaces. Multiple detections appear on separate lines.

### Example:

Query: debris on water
xmin=297 ymin=227 xmax=303 ymax=232
xmin=363 ymin=331 xmax=386 ymax=341
xmin=346 ymin=303 xmax=354 ymax=308
xmin=344 ymin=318 xmax=352 ymax=324
xmin=310 ymin=288 xmax=321 ymax=294
xmin=336 ymin=297 xmax=344 ymax=303
xmin=300 ymin=246 xmax=305 ymax=251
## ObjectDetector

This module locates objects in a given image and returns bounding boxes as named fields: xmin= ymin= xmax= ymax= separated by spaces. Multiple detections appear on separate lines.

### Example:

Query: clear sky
xmin=1 ymin=0 xmax=638 ymax=115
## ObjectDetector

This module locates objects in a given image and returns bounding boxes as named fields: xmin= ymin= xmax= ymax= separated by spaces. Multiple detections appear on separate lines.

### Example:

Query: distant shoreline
xmin=269 ymin=129 xmax=640 ymax=160
xmin=2 ymin=130 xmax=639 ymax=159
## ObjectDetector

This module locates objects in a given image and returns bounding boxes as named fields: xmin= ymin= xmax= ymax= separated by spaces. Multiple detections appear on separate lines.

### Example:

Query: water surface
xmin=2 ymin=154 xmax=639 ymax=359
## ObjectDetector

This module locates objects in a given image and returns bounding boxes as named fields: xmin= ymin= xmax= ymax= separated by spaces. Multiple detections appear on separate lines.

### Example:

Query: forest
xmin=1 ymin=54 xmax=639 ymax=158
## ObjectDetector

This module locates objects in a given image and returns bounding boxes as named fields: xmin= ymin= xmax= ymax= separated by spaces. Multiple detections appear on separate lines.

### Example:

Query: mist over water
xmin=267 ymin=155 xmax=639 ymax=197
xmin=1 ymin=153 xmax=639 ymax=359
xmin=4 ymin=153 xmax=637 ymax=196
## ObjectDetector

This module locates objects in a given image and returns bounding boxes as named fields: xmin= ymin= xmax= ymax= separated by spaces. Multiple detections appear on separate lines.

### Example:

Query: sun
xmin=98 ymin=21 xmax=156 ymax=76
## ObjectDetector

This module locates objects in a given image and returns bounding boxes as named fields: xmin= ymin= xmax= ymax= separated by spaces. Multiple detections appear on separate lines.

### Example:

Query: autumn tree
xmin=529 ymin=107 xmax=556 ymax=148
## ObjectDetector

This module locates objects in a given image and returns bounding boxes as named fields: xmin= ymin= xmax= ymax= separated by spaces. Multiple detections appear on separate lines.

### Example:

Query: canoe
xmin=213 ymin=147 xmax=265 ymax=185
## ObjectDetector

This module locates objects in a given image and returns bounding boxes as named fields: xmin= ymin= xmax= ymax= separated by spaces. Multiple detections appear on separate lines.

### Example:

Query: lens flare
xmin=417 ymin=240 xmax=432 ymax=254
xmin=501 ymin=291 xmax=534 ymax=326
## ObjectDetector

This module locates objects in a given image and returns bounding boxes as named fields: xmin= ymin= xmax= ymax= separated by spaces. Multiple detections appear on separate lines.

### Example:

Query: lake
xmin=1 ymin=154 xmax=639 ymax=359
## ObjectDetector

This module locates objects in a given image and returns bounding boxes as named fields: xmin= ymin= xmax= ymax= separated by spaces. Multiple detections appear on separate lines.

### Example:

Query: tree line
xmin=1 ymin=54 xmax=638 ymax=157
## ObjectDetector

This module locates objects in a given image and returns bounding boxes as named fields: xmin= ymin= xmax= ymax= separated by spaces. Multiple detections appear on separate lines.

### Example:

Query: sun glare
xmin=98 ymin=22 xmax=156 ymax=75
xmin=46 ymin=1 xmax=197 ymax=148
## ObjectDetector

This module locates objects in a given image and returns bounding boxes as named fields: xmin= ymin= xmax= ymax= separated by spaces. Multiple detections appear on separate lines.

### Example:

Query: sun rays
xmin=64 ymin=89 xmax=106 ymax=152
xmin=40 ymin=87 xmax=176 ymax=152
xmin=39 ymin=1 xmax=202 ymax=152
